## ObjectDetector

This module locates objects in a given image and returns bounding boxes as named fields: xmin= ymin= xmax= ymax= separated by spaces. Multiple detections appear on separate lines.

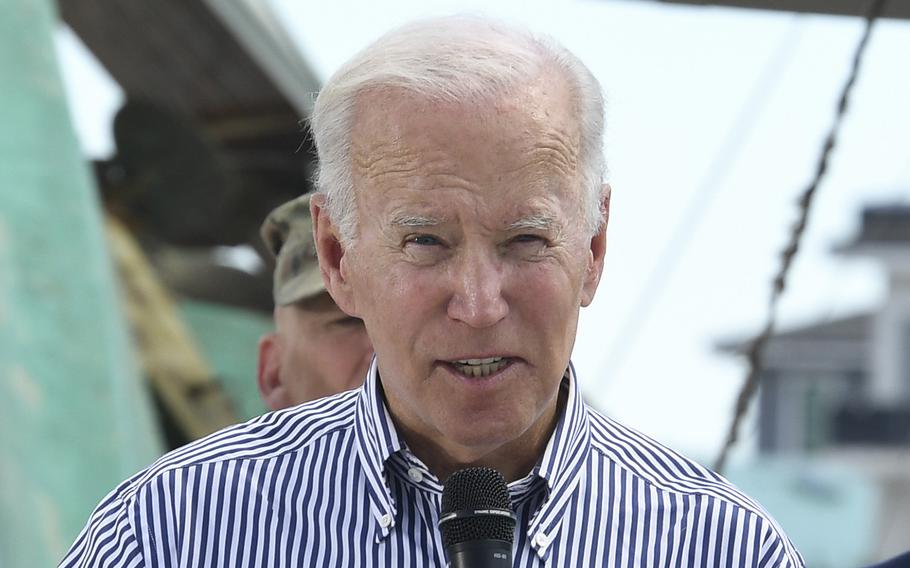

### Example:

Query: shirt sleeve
xmin=59 ymin=482 xmax=146 ymax=568
xmin=756 ymin=517 xmax=805 ymax=568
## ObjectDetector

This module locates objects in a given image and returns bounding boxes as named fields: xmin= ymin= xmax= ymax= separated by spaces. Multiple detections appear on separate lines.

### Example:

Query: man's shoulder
xmin=585 ymin=409 xmax=804 ymax=565
xmin=586 ymin=408 xmax=772 ymax=516
xmin=118 ymin=389 xmax=361 ymax=502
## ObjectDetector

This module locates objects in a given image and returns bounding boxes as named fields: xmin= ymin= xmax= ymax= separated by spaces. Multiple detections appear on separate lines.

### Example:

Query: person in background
xmin=867 ymin=551 xmax=910 ymax=568
xmin=257 ymin=193 xmax=373 ymax=409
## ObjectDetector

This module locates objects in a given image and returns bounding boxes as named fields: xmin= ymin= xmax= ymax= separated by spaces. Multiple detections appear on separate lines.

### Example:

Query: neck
xmin=395 ymin=387 xmax=568 ymax=483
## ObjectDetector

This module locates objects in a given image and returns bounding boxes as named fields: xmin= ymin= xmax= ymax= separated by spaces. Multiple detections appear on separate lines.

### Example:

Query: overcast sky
xmin=57 ymin=0 xmax=910 ymax=463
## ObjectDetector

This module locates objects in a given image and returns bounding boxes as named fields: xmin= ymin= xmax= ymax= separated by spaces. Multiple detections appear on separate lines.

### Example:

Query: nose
xmin=446 ymin=250 xmax=509 ymax=328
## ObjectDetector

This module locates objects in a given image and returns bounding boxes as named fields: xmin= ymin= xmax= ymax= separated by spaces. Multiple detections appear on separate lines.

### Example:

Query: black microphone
xmin=439 ymin=467 xmax=516 ymax=568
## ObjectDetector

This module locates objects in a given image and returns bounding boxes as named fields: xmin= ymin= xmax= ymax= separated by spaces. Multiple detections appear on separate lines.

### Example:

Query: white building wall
xmin=868 ymin=254 xmax=910 ymax=404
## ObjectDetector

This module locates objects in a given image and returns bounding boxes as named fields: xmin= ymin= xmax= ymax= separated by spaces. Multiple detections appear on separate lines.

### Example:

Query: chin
xmin=442 ymin=415 xmax=524 ymax=452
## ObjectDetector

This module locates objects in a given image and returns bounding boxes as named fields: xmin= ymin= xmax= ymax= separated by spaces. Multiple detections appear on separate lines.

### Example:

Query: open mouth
xmin=448 ymin=357 xmax=511 ymax=378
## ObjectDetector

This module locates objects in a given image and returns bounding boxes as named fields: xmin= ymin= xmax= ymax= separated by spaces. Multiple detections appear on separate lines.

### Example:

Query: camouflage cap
xmin=259 ymin=194 xmax=326 ymax=306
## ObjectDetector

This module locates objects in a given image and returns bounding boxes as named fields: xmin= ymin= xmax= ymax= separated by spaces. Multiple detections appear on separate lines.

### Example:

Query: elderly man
xmin=62 ymin=16 xmax=803 ymax=567
xmin=257 ymin=194 xmax=373 ymax=409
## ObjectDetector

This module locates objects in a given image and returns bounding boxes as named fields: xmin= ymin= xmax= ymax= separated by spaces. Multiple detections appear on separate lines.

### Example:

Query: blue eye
xmin=407 ymin=234 xmax=442 ymax=246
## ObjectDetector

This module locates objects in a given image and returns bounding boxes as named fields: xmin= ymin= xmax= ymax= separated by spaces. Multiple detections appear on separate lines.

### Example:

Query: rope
xmin=713 ymin=0 xmax=888 ymax=474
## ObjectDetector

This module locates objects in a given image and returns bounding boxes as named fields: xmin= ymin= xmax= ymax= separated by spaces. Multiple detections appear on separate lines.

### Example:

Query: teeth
xmin=451 ymin=357 xmax=508 ymax=378
xmin=455 ymin=357 xmax=502 ymax=365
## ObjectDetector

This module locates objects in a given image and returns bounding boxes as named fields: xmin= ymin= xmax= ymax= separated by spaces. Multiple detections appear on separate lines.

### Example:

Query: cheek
xmin=327 ymin=332 xmax=361 ymax=361
xmin=316 ymin=328 xmax=366 ymax=364
xmin=509 ymin=262 xmax=581 ymax=311
xmin=507 ymin=265 xmax=583 ymax=352
xmin=358 ymin=266 xmax=445 ymax=332
xmin=280 ymin=338 xmax=312 ymax=378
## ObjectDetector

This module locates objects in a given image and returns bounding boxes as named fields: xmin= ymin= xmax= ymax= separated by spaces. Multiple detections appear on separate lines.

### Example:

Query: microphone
xmin=439 ymin=467 xmax=516 ymax=568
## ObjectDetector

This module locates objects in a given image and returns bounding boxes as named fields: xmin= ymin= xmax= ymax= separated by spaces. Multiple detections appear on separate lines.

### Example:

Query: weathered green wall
xmin=0 ymin=1 xmax=164 ymax=565
xmin=180 ymin=300 xmax=270 ymax=421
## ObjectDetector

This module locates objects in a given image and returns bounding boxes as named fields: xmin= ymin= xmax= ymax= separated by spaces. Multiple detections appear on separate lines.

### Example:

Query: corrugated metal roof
xmin=848 ymin=206 xmax=910 ymax=245
xmin=59 ymin=0 xmax=320 ymax=314
xmin=58 ymin=0 xmax=297 ymax=116
xmin=717 ymin=313 xmax=871 ymax=373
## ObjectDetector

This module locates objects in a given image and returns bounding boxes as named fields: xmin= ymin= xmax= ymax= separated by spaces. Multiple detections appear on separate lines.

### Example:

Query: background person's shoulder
xmin=867 ymin=551 xmax=910 ymax=568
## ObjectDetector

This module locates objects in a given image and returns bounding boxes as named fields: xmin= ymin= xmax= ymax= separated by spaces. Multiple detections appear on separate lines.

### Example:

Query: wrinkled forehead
xmin=351 ymin=90 xmax=583 ymax=212
xmin=349 ymin=79 xmax=581 ymax=169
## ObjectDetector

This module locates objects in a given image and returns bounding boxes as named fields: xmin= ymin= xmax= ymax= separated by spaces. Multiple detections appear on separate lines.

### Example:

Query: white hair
xmin=310 ymin=15 xmax=606 ymax=243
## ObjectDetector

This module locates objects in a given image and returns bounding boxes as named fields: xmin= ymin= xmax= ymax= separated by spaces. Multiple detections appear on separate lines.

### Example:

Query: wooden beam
xmin=106 ymin=216 xmax=240 ymax=442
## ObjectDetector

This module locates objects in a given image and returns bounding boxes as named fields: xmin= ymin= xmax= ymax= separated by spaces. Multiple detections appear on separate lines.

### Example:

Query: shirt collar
xmin=353 ymin=357 xmax=403 ymax=539
xmin=525 ymin=362 xmax=592 ymax=558
xmin=353 ymin=358 xmax=591 ymax=547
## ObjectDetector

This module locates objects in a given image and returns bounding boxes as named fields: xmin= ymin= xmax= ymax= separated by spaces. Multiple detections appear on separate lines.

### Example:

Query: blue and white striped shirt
xmin=61 ymin=361 xmax=804 ymax=567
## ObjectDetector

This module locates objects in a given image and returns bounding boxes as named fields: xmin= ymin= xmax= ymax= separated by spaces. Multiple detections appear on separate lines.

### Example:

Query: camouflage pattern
xmin=259 ymin=194 xmax=326 ymax=306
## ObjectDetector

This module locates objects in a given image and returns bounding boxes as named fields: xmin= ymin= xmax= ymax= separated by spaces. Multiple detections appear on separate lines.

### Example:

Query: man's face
xmin=258 ymin=292 xmax=373 ymax=409
xmin=320 ymin=79 xmax=606 ymax=471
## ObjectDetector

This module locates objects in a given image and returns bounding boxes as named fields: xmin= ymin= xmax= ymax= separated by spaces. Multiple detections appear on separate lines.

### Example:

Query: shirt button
xmin=379 ymin=513 xmax=392 ymax=528
xmin=534 ymin=532 xmax=549 ymax=547
xmin=407 ymin=468 xmax=424 ymax=483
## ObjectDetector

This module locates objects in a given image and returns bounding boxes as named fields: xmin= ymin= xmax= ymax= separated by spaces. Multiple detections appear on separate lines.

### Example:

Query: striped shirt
xmin=61 ymin=360 xmax=804 ymax=567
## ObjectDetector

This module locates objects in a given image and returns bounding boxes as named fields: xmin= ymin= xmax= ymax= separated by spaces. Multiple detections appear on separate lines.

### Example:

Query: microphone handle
xmin=445 ymin=539 xmax=512 ymax=568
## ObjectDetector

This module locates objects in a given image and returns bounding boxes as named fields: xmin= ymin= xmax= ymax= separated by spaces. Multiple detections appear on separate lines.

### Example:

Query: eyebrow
xmin=390 ymin=212 xmax=560 ymax=232
xmin=506 ymin=214 xmax=558 ymax=232
xmin=390 ymin=213 xmax=442 ymax=229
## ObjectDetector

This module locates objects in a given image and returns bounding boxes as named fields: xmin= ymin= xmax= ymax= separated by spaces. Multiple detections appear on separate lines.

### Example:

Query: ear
xmin=581 ymin=184 xmax=611 ymax=307
xmin=310 ymin=194 xmax=358 ymax=317
xmin=257 ymin=332 xmax=292 ymax=411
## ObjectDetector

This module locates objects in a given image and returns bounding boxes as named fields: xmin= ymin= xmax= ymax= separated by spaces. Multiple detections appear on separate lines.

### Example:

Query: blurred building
xmin=644 ymin=0 xmax=910 ymax=558
xmin=720 ymin=204 xmax=910 ymax=562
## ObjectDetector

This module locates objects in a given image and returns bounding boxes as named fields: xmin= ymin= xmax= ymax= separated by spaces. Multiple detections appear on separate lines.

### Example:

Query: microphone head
xmin=439 ymin=467 xmax=515 ymax=547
